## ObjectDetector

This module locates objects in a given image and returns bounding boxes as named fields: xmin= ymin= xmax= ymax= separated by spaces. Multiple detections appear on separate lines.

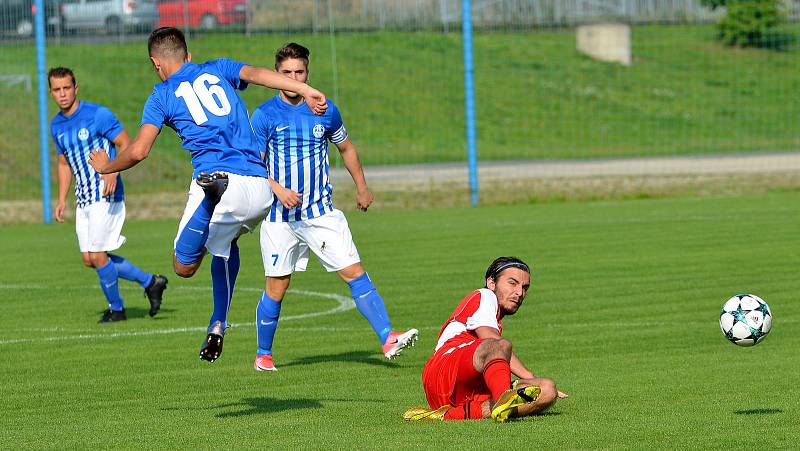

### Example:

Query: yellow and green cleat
xmin=403 ymin=405 xmax=451 ymax=421
xmin=490 ymin=385 xmax=541 ymax=423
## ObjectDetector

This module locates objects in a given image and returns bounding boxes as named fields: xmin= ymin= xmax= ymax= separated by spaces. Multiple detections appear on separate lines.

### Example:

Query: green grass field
xmin=3 ymin=24 xmax=800 ymax=200
xmin=1 ymin=192 xmax=798 ymax=448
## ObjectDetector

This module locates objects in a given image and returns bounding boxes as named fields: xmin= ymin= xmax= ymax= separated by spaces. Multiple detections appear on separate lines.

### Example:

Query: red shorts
xmin=421 ymin=338 xmax=491 ymax=409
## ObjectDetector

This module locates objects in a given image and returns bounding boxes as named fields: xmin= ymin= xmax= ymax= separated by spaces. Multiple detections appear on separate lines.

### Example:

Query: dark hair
xmin=148 ymin=27 xmax=188 ymax=59
xmin=47 ymin=67 xmax=75 ymax=87
xmin=275 ymin=42 xmax=310 ymax=69
xmin=484 ymin=256 xmax=530 ymax=287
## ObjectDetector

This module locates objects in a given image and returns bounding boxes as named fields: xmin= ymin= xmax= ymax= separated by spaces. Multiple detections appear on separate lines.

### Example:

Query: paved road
xmin=333 ymin=152 xmax=800 ymax=187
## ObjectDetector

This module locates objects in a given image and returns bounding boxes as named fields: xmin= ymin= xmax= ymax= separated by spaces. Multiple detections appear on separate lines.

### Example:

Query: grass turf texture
xmin=1 ymin=192 xmax=799 ymax=448
xmin=3 ymin=24 xmax=800 ymax=200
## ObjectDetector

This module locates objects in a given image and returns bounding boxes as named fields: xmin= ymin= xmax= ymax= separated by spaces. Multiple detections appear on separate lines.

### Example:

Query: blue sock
xmin=108 ymin=254 xmax=154 ymax=288
xmin=175 ymin=198 xmax=215 ymax=265
xmin=209 ymin=241 xmax=240 ymax=328
xmin=96 ymin=260 xmax=124 ymax=311
xmin=256 ymin=291 xmax=282 ymax=356
xmin=348 ymin=272 xmax=392 ymax=344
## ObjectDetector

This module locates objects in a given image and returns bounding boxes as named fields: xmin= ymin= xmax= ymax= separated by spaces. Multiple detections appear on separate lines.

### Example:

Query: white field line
xmin=0 ymin=285 xmax=356 ymax=346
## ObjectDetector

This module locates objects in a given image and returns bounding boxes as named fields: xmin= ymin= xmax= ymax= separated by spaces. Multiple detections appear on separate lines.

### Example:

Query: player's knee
xmin=81 ymin=256 xmax=93 ymax=268
xmin=481 ymin=338 xmax=512 ymax=361
xmin=536 ymin=378 xmax=558 ymax=407
xmin=173 ymin=262 xmax=197 ymax=278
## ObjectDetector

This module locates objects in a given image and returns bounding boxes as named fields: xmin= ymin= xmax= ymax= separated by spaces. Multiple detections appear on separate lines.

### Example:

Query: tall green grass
xmin=2 ymin=24 xmax=800 ymax=200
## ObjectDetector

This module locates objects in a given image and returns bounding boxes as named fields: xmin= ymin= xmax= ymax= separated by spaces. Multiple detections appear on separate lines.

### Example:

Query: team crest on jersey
xmin=78 ymin=128 xmax=90 ymax=141
xmin=312 ymin=123 xmax=325 ymax=139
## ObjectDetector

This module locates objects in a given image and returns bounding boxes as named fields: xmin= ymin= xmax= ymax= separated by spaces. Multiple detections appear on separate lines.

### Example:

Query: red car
xmin=157 ymin=0 xmax=245 ymax=30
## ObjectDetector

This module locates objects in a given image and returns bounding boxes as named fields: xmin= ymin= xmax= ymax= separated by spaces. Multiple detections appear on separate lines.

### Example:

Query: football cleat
xmin=403 ymin=405 xmax=451 ymax=421
xmin=491 ymin=385 xmax=541 ymax=423
xmin=144 ymin=275 xmax=168 ymax=317
xmin=382 ymin=328 xmax=419 ymax=360
xmin=253 ymin=354 xmax=278 ymax=372
xmin=98 ymin=308 xmax=127 ymax=323
xmin=199 ymin=321 xmax=225 ymax=362
xmin=195 ymin=171 xmax=229 ymax=205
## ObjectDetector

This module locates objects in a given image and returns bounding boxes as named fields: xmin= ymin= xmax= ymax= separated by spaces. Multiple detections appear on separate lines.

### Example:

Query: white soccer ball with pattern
xmin=719 ymin=294 xmax=772 ymax=347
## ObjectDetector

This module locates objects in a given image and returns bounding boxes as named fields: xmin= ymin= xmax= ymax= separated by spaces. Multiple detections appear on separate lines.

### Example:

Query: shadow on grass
xmin=214 ymin=397 xmax=323 ymax=418
xmin=734 ymin=408 xmax=782 ymax=415
xmin=94 ymin=306 xmax=154 ymax=320
xmin=280 ymin=350 xmax=397 ymax=369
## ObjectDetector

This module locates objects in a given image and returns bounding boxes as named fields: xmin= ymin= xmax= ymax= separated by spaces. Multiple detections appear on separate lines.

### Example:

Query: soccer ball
xmin=719 ymin=294 xmax=772 ymax=347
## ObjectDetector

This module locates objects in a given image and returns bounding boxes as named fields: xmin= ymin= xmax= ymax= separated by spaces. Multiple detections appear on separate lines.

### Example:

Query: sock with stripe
xmin=348 ymin=272 xmax=391 ymax=344
xmin=256 ymin=291 xmax=282 ymax=356
xmin=209 ymin=241 xmax=240 ymax=328
xmin=443 ymin=401 xmax=485 ymax=420
xmin=96 ymin=259 xmax=124 ymax=311
xmin=108 ymin=254 xmax=154 ymax=288
xmin=174 ymin=198 xmax=214 ymax=265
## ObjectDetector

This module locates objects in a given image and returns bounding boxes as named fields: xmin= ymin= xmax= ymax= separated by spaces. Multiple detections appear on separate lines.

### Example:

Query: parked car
xmin=0 ymin=0 xmax=61 ymax=37
xmin=60 ymin=0 xmax=158 ymax=33
xmin=157 ymin=0 xmax=245 ymax=30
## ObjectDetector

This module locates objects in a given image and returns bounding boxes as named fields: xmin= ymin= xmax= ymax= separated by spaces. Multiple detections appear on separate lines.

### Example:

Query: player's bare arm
xmin=90 ymin=124 xmax=160 ymax=174
xmin=99 ymin=129 xmax=132 ymax=196
xmin=268 ymin=177 xmax=301 ymax=208
xmin=239 ymin=65 xmax=328 ymax=115
xmin=55 ymin=154 xmax=73 ymax=223
xmin=335 ymin=138 xmax=373 ymax=211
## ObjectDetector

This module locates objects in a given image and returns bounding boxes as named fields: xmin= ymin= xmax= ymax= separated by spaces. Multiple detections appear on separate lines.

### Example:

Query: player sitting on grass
xmin=248 ymin=43 xmax=417 ymax=372
xmin=404 ymin=256 xmax=567 ymax=422
xmin=49 ymin=67 xmax=168 ymax=323
xmin=88 ymin=27 xmax=327 ymax=361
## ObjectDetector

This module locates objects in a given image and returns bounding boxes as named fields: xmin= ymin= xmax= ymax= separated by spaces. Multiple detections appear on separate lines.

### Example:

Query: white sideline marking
xmin=0 ymin=286 xmax=354 ymax=346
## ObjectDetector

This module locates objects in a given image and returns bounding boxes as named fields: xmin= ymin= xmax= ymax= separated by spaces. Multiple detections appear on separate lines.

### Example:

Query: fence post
xmin=462 ymin=0 xmax=478 ymax=207
xmin=35 ymin=0 xmax=51 ymax=224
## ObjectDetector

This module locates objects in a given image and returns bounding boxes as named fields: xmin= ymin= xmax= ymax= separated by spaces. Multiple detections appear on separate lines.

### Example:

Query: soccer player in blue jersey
xmin=49 ymin=67 xmax=168 ymax=323
xmin=88 ymin=27 xmax=328 ymax=362
xmin=249 ymin=43 xmax=418 ymax=372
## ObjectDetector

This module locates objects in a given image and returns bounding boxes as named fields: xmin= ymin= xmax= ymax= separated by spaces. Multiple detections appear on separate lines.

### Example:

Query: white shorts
xmin=75 ymin=201 xmax=127 ymax=253
xmin=260 ymin=209 xmax=360 ymax=276
xmin=175 ymin=174 xmax=272 ymax=260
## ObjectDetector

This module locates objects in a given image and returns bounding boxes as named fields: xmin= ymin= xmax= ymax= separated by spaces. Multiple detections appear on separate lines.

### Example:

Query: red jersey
xmin=433 ymin=288 xmax=503 ymax=352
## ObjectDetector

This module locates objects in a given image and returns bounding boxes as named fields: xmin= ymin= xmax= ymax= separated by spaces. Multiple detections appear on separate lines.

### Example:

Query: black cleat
xmin=144 ymin=275 xmax=168 ymax=317
xmin=196 ymin=171 xmax=229 ymax=205
xmin=98 ymin=308 xmax=127 ymax=323
xmin=199 ymin=321 xmax=225 ymax=362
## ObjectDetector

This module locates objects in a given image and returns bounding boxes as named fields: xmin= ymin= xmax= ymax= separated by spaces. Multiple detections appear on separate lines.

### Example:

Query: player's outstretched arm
xmin=335 ymin=138 xmax=372 ymax=211
xmin=89 ymin=124 xmax=160 ymax=174
xmin=239 ymin=65 xmax=328 ymax=115
xmin=55 ymin=154 xmax=73 ymax=223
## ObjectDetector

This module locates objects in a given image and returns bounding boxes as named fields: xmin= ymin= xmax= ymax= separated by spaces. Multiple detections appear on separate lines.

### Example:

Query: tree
xmin=701 ymin=0 xmax=784 ymax=47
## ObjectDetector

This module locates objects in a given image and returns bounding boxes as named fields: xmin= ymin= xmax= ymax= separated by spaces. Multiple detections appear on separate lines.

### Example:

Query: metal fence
xmin=2 ymin=0 xmax=800 ymax=222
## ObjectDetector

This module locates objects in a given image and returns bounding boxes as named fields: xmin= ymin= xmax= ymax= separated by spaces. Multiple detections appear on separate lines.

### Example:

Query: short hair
xmin=484 ymin=256 xmax=530 ymax=287
xmin=47 ymin=67 xmax=75 ymax=87
xmin=148 ymin=27 xmax=188 ymax=60
xmin=275 ymin=42 xmax=310 ymax=69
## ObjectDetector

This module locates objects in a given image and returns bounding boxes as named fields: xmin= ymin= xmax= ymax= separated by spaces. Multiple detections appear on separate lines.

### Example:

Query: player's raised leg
xmin=108 ymin=254 xmax=168 ymax=317
xmin=199 ymin=239 xmax=240 ymax=362
xmin=340 ymin=264 xmax=418 ymax=359
xmin=173 ymin=171 xmax=229 ymax=278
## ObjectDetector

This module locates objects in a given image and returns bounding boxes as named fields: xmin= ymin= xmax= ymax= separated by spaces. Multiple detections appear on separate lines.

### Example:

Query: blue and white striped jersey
xmin=51 ymin=101 xmax=125 ymax=208
xmin=251 ymin=96 xmax=348 ymax=222
xmin=141 ymin=58 xmax=267 ymax=178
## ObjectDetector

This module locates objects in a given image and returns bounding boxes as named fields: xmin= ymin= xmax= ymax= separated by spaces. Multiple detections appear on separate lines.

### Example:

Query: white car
xmin=61 ymin=0 xmax=158 ymax=33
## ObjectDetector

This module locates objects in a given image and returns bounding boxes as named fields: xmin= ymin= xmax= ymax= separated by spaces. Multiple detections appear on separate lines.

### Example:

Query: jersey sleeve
xmin=249 ymin=107 xmax=271 ymax=154
xmin=212 ymin=58 xmax=248 ymax=91
xmin=464 ymin=290 xmax=500 ymax=332
xmin=326 ymin=103 xmax=348 ymax=144
xmin=140 ymin=89 xmax=166 ymax=129
xmin=94 ymin=106 xmax=125 ymax=141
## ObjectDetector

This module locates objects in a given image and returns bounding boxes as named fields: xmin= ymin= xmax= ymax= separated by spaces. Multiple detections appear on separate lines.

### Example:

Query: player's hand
xmin=557 ymin=390 xmax=569 ymax=399
xmin=303 ymin=87 xmax=328 ymax=115
xmin=356 ymin=187 xmax=373 ymax=212
xmin=101 ymin=173 xmax=117 ymax=196
xmin=54 ymin=201 xmax=66 ymax=223
xmin=274 ymin=184 xmax=302 ymax=208
xmin=88 ymin=149 xmax=111 ymax=174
